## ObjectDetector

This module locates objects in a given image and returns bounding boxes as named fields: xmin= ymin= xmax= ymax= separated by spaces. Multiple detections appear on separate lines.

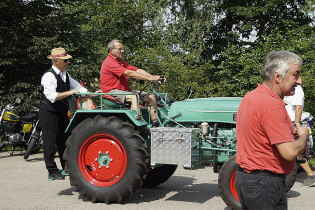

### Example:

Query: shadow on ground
xmin=58 ymin=175 xmax=220 ymax=204
xmin=131 ymin=175 xmax=219 ymax=204
xmin=0 ymin=151 xmax=24 ymax=159
xmin=0 ymin=150 xmax=43 ymax=160
xmin=25 ymin=156 xmax=44 ymax=162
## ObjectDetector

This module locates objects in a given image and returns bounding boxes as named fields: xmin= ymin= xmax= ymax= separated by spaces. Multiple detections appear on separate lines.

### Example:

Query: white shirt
xmin=41 ymin=65 xmax=87 ymax=103
xmin=283 ymin=85 xmax=304 ymax=121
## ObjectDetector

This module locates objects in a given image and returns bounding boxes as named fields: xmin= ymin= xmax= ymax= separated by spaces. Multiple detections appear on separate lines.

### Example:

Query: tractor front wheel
xmin=143 ymin=164 xmax=177 ymax=188
xmin=64 ymin=116 xmax=149 ymax=203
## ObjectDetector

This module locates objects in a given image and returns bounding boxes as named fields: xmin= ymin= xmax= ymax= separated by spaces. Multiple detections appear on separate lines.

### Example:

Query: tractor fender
xmin=65 ymin=110 xmax=148 ymax=133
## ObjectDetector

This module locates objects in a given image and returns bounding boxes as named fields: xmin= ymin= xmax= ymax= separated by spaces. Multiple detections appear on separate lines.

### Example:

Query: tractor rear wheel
xmin=218 ymin=155 xmax=297 ymax=210
xmin=64 ymin=115 xmax=149 ymax=203
xmin=143 ymin=164 xmax=177 ymax=188
xmin=218 ymin=155 xmax=241 ymax=210
xmin=285 ymin=164 xmax=297 ymax=192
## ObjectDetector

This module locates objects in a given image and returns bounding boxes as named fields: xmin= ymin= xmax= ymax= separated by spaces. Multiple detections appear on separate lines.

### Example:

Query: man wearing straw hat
xmin=39 ymin=47 xmax=87 ymax=180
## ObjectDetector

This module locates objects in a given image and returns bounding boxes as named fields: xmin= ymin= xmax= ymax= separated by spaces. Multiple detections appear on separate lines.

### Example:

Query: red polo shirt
xmin=236 ymin=84 xmax=295 ymax=174
xmin=100 ymin=55 xmax=137 ymax=92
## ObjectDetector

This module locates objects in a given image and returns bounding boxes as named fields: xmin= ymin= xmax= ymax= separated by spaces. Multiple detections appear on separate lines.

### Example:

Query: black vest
xmin=41 ymin=68 xmax=70 ymax=115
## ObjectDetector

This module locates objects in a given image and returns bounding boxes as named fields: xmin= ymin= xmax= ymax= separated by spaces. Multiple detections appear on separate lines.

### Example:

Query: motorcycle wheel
xmin=24 ymin=131 xmax=42 ymax=160
xmin=0 ymin=143 xmax=5 ymax=151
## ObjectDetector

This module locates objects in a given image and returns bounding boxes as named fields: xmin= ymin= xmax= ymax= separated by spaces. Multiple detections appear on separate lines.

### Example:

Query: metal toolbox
xmin=150 ymin=127 xmax=200 ymax=168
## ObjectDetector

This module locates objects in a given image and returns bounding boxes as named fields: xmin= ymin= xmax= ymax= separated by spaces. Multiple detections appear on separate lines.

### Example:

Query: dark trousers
xmin=39 ymin=110 xmax=69 ymax=173
xmin=236 ymin=168 xmax=287 ymax=210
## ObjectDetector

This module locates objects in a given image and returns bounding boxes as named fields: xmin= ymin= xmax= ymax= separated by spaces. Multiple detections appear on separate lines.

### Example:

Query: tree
xmin=0 ymin=0 xmax=71 ymax=112
xmin=0 ymin=0 xmax=314 ymax=114
xmin=202 ymin=0 xmax=313 ymax=62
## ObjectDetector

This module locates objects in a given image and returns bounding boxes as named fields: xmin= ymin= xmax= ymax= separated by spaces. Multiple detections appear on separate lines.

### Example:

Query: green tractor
xmin=63 ymin=83 xmax=296 ymax=209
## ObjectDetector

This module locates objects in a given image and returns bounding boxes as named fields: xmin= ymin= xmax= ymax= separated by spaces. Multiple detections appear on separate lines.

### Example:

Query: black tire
xmin=23 ymin=131 xmax=42 ymax=160
xmin=213 ymin=151 xmax=223 ymax=173
xmin=285 ymin=164 xmax=297 ymax=192
xmin=63 ymin=115 xmax=149 ymax=203
xmin=0 ymin=142 xmax=5 ymax=151
xmin=143 ymin=164 xmax=177 ymax=188
xmin=218 ymin=155 xmax=242 ymax=210
xmin=218 ymin=155 xmax=297 ymax=210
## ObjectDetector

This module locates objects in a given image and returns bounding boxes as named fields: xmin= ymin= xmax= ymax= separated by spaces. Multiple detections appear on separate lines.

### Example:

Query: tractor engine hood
xmin=167 ymin=97 xmax=242 ymax=124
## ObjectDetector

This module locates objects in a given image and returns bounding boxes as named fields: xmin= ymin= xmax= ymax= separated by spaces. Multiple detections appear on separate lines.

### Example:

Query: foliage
xmin=0 ymin=0 xmax=69 ymax=112
xmin=0 ymin=0 xmax=314 ymax=115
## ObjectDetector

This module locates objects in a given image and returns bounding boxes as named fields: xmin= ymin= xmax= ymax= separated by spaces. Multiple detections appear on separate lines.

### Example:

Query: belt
xmin=237 ymin=166 xmax=284 ymax=178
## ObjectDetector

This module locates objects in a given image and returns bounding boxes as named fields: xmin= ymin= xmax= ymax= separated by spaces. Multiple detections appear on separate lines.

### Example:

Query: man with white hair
xmin=235 ymin=51 xmax=309 ymax=210
xmin=100 ymin=40 xmax=162 ymax=126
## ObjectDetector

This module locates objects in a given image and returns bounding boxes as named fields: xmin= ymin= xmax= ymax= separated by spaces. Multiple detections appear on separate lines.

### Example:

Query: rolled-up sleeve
xmin=68 ymin=74 xmax=87 ymax=93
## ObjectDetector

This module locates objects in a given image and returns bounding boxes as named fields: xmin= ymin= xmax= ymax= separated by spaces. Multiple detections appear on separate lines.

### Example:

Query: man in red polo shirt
xmin=235 ymin=51 xmax=309 ymax=210
xmin=100 ymin=39 xmax=162 ymax=126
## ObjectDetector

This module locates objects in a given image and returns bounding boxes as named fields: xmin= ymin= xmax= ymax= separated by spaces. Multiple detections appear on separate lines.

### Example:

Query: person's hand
xmin=150 ymin=75 xmax=166 ymax=84
xmin=71 ymin=89 xmax=80 ymax=95
xmin=295 ymin=125 xmax=309 ymax=140
xmin=151 ymin=75 xmax=161 ymax=82
xmin=159 ymin=76 xmax=166 ymax=83
xmin=89 ymin=90 xmax=102 ymax=97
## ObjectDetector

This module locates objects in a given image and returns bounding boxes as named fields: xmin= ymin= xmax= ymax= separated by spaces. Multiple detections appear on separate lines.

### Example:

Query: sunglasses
xmin=63 ymin=59 xmax=70 ymax=62
xmin=113 ymin=47 xmax=124 ymax=51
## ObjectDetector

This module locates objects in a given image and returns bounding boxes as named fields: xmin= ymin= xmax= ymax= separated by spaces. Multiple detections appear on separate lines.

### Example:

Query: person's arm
xmin=291 ymin=85 xmax=304 ymax=125
xmin=276 ymin=126 xmax=309 ymax=161
xmin=55 ymin=89 xmax=79 ymax=101
xmin=41 ymin=72 xmax=81 ymax=103
xmin=124 ymin=69 xmax=160 ymax=81
xmin=136 ymin=69 xmax=154 ymax=77
xmin=68 ymin=73 xmax=88 ymax=93
xmin=294 ymin=105 xmax=303 ymax=125
xmin=263 ymin=106 xmax=309 ymax=161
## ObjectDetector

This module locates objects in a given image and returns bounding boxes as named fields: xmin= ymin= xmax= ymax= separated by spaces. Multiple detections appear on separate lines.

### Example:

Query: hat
xmin=47 ymin=47 xmax=72 ymax=59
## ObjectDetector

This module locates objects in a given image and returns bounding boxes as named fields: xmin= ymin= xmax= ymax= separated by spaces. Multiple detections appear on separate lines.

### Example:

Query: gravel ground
xmin=0 ymin=151 xmax=314 ymax=210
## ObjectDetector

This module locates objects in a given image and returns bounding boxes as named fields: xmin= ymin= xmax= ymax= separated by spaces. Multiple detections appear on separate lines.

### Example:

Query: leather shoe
xmin=48 ymin=172 xmax=65 ymax=180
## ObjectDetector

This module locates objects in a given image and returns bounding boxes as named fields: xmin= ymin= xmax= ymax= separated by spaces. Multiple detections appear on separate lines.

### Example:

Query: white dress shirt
xmin=41 ymin=65 xmax=87 ymax=103
xmin=283 ymin=85 xmax=304 ymax=121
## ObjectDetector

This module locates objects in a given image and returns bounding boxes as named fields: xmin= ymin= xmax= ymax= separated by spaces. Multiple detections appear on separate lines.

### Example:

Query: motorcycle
xmin=0 ymin=98 xmax=42 ymax=159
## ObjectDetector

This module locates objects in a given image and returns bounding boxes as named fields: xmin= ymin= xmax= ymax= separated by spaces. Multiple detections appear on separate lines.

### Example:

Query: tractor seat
xmin=102 ymin=95 xmax=128 ymax=108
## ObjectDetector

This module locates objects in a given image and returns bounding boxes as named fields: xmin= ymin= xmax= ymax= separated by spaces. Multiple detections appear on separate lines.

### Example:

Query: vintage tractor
xmin=63 ymin=83 xmax=296 ymax=209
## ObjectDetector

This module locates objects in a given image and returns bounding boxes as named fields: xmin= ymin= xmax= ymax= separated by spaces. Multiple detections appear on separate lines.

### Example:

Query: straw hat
xmin=47 ymin=47 xmax=72 ymax=59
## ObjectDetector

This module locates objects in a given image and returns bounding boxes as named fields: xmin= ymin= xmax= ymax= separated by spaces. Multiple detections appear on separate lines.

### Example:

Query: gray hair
xmin=107 ymin=39 xmax=121 ymax=52
xmin=262 ymin=50 xmax=302 ymax=81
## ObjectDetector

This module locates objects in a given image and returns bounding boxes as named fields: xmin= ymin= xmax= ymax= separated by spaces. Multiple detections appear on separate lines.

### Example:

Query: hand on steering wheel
xmin=152 ymin=76 xmax=166 ymax=84
xmin=158 ymin=76 xmax=166 ymax=83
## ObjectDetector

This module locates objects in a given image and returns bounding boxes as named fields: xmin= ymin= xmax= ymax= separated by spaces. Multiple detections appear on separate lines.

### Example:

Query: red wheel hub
xmin=78 ymin=133 xmax=127 ymax=187
xmin=229 ymin=170 xmax=240 ymax=201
